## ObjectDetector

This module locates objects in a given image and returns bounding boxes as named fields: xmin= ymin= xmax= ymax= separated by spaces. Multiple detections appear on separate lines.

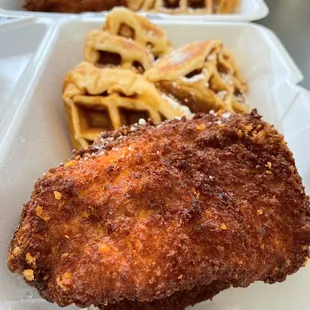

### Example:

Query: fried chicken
xmin=24 ymin=0 xmax=125 ymax=13
xmin=8 ymin=111 xmax=310 ymax=309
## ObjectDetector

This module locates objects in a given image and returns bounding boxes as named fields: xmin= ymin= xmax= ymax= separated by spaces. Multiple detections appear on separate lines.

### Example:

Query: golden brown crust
xmin=101 ymin=280 xmax=230 ymax=309
xmin=8 ymin=111 xmax=310 ymax=308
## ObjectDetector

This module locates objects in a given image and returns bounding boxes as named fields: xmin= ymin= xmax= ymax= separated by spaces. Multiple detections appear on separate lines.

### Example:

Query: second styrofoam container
xmin=1 ymin=18 xmax=310 ymax=310
xmin=0 ymin=0 xmax=269 ymax=21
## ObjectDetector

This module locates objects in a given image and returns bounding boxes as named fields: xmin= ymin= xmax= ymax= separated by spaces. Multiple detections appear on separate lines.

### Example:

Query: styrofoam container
xmin=0 ymin=18 xmax=56 ymax=137
xmin=0 ymin=18 xmax=310 ymax=310
xmin=0 ymin=0 xmax=269 ymax=21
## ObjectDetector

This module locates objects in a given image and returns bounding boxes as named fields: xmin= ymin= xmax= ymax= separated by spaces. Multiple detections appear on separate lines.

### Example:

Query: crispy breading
xmin=8 ymin=111 xmax=310 ymax=309
xmin=24 ymin=0 xmax=125 ymax=13
xmin=102 ymin=280 xmax=230 ymax=309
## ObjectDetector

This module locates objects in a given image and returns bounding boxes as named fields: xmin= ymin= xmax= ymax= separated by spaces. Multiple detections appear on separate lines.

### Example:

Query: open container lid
xmin=1 ymin=16 xmax=310 ymax=310
xmin=0 ymin=0 xmax=269 ymax=21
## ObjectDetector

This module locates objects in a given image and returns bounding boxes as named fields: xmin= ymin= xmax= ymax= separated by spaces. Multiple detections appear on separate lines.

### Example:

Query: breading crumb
xmin=266 ymin=170 xmax=273 ymax=175
xmin=196 ymin=124 xmax=206 ymax=131
xmin=82 ymin=211 xmax=90 ymax=218
xmin=257 ymin=210 xmax=263 ymax=215
xmin=64 ymin=161 xmax=75 ymax=168
xmin=266 ymin=162 xmax=272 ymax=169
xmin=220 ymin=224 xmax=228 ymax=230
xmin=26 ymin=252 xmax=36 ymax=265
xmin=12 ymin=247 xmax=21 ymax=256
xmin=54 ymin=191 xmax=62 ymax=200
xmin=99 ymin=243 xmax=111 ymax=254
xmin=36 ymin=206 xmax=50 ymax=222
xmin=56 ymin=272 xmax=72 ymax=291
xmin=23 ymin=269 xmax=34 ymax=281
xmin=65 ymin=235 xmax=70 ymax=239
xmin=237 ymin=129 xmax=243 ymax=138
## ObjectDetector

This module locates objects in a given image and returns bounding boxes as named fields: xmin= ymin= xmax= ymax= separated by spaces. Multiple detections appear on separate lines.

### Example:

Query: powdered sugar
xmin=207 ymin=54 xmax=216 ymax=61
xmin=161 ymin=93 xmax=192 ymax=116
xmin=216 ymin=90 xmax=228 ymax=101
xmin=170 ymin=51 xmax=189 ymax=65
xmin=138 ymin=118 xmax=146 ymax=126
xmin=221 ymin=112 xmax=231 ymax=119
xmin=220 ymin=73 xmax=232 ymax=84
xmin=181 ymin=73 xmax=204 ymax=83
xmin=235 ymin=93 xmax=246 ymax=103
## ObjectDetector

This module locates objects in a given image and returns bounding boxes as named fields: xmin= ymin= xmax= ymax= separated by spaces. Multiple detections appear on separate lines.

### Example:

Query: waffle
xmin=215 ymin=0 xmax=240 ymax=13
xmin=127 ymin=0 xmax=239 ymax=14
xmin=63 ymin=62 xmax=191 ymax=150
xmin=145 ymin=40 xmax=248 ymax=114
xmin=84 ymin=30 xmax=154 ymax=73
xmin=104 ymin=7 xmax=173 ymax=58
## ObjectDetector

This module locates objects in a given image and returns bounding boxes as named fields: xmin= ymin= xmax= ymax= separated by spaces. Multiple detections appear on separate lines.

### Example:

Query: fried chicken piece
xmin=8 ymin=111 xmax=310 ymax=309
xmin=24 ymin=0 xmax=125 ymax=13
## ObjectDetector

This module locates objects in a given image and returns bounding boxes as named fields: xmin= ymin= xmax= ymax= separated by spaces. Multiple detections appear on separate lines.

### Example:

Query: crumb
xmin=26 ymin=252 xmax=36 ymax=265
xmin=36 ymin=206 xmax=50 ymax=222
xmin=12 ymin=247 xmax=21 ymax=256
xmin=64 ymin=161 xmax=75 ymax=168
xmin=56 ymin=272 xmax=72 ymax=291
xmin=54 ymin=191 xmax=62 ymax=200
xmin=65 ymin=235 xmax=70 ymax=239
xmin=23 ymin=269 xmax=34 ymax=281
xmin=220 ymin=224 xmax=228 ymax=230
xmin=266 ymin=170 xmax=273 ymax=175
xmin=257 ymin=210 xmax=263 ymax=215
xmin=196 ymin=124 xmax=206 ymax=131
xmin=99 ymin=243 xmax=111 ymax=254
xmin=138 ymin=118 xmax=146 ymax=126
xmin=82 ymin=211 xmax=90 ymax=218
xmin=221 ymin=112 xmax=231 ymax=119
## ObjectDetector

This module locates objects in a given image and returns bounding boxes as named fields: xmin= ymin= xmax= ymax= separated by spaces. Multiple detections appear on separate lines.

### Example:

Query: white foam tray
xmin=0 ymin=18 xmax=310 ymax=310
xmin=0 ymin=0 xmax=269 ymax=21
xmin=0 ymin=18 xmax=55 ymax=134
